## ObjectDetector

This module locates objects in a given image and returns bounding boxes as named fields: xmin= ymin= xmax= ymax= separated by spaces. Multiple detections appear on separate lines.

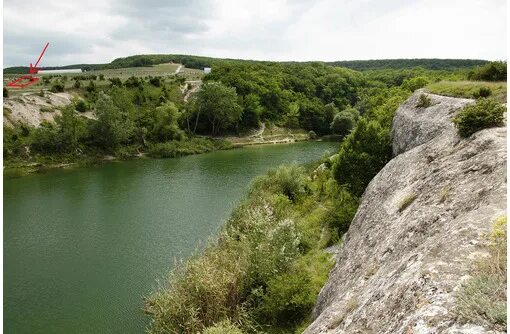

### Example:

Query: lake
xmin=3 ymin=141 xmax=338 ymax=334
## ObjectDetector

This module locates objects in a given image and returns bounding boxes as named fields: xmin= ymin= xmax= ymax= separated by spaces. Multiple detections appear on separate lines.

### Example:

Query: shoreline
xmin=4 ymin=136 xmax=338 ymax=178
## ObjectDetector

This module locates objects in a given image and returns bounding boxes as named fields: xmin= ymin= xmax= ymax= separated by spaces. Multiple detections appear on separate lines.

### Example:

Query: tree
xmin=324 ymin=103 xmax=339 ymax=124
xmin=55 ymin=106 xmax=87 ymax=152
xmin=333 ymin=118 xmax=392 ymax=196
xmin=91 ymin=92 xmax=133 ymax=150
xmin=330 ymin=112 xmax=355 ymax=137
xmin=86 ymin=80 xmax=96 ymax=93
xmin=193 ymin=82 xmax=242 ymax=135
xmin=151 ymin=102 xmax=186 ymax=141
xmin=31 ymin=106 xmax=86 ymax=154
xmin=240 ymin=93 xmax=263 ymax=130
xmin=468 ymin=61 xmax=507 ymax=81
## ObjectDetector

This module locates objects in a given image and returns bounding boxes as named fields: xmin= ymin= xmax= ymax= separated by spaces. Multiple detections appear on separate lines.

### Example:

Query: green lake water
xmin=4 ymin=141 xmax=338 ymax=334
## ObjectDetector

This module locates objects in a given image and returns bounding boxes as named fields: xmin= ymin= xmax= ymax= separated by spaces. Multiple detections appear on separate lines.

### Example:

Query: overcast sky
xmin=3 ymin=0 xmax=507 ymax=67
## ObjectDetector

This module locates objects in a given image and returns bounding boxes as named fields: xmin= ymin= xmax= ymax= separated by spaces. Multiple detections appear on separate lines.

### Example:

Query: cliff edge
xmin=305 ymin=91 xmax=506 ymax=333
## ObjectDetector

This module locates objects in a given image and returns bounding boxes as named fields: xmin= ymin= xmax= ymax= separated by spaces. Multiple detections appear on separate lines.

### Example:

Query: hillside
xmin=305 ymin=91 xmax=506 ymax=333
xmin=3 ymin=56 xmax=488 ymax=74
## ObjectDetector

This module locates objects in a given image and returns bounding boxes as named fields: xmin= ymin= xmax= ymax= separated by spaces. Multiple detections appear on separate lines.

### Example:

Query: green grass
xmin=426 ymin=81 xmax=507 ymax=103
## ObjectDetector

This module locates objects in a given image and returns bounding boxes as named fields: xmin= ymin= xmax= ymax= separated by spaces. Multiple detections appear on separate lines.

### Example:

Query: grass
xmin=455 ymin=216 xmax=506 ymax=330
xmin=425 ymin=81 xmax=507 ymax=103
xmin=398 ymin=193 xmax=417 ymax=212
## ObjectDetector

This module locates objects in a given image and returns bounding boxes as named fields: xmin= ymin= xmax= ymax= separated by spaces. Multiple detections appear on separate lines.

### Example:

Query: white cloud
xmin=3 ymin=0 xmax=506 ymax=67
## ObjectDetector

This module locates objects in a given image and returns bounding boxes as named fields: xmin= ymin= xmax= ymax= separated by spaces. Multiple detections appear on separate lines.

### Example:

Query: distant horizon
xmin=2 ymin=54 xmax=500 ymax=70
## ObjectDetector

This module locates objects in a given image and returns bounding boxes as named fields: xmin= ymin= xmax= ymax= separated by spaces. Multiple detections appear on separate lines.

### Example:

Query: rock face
xmin=3 ymin=92 xmax=73 ymax=127
xmin=305 ymin=91 xmax=506 ymax=334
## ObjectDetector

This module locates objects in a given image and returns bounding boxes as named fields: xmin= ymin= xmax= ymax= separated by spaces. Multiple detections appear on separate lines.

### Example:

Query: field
xmin=3 ymin=63 xmax=204 ymax=96
xmin=425 ymin=81 xmax=507 ymax=103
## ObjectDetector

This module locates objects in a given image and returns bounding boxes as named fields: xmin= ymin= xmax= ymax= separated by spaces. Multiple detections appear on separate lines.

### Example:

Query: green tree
xmin=91 ymin=92 xmax=134 ymax=150
xmin=330 ymin=111 xmax=355 ymax=137
xmin=151 ymin=102 xmax=186 ymax=141
xmin=193 ymin=82 xmax=242 ymax=135
xmin=333 ymin=118 xmax=392 ymax=196
xmin=240 ymin=93 xmax=263 ymax=130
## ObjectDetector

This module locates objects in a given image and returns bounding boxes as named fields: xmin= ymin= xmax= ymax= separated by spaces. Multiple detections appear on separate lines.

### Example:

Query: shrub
xmin=250 ymin=165 xmax=307 ymax=202
xmin=416 ymin=94 xmax=431 ymax=108
xmin=455 ymin=216 xmax=506 ymax=330
xmin=73 ymin=80 xmax=81 ymax=89
xmin=86 ymin=80 xmax=96 ymax=93
xmin=452 ymin=99 xmax=505 ymax=137
xmin=253 ymin=271 xmax=315 ymax=327
xmin=50 ymin=82 xmax=64 ymax=93
xmin=308 ymin=130 xmax=317 ymax=139
xmin=202 ymin=320 xmax=244 ymax=334
xmin=402 ymin=76 xmax=430 ymax=91
xmin=468 ymin=61 xmax=507 ymax=82
xmin=473 ymin=87 xmax=492 ymax=99
xmin=74 ymin=99 xmax=89 ymax=112
xmin=38 ymin=90 xmax=45 ymax=97
xmin=4 ymin=87 xmax=9 ymax=98
xmin=99 ymin=74 xmax=105 ymax=81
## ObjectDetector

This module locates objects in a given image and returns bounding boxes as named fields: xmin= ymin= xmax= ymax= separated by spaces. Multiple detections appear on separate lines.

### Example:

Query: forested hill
xmin=3 ymin=55 xmax=488 ymax=73
xmin=324 ymin=58 xmax=488 ymax=71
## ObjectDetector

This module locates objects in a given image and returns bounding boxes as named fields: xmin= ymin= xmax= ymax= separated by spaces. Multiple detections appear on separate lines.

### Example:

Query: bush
xmin=202 ymin=321 xmax=244 ymax=334
xmin=416 ymin=94 xmax=431 ymax=108
xmin=99 ymin=74 xmax=105 ymax=81
xmin=473 ymin=87 xmax=492 ymax=99
xmin=402 ymin=76 xmax=430 ymax=91
xmin=86 ymin=80 xmax=96 ymax=93
xmin=253 ymin=271 xmax=315 ymax=327
xmin=250 ymin=165 xmax=307 ymax=202
xmin=308 ymin=130 xmax=317 ymax=139
xmin=468 ymin=61 xmax=507 ymax=81
xmin=74 ymin=99 xmax=89 ymax=112
xmin=452 ymin=99 xmax=506 ymax=137
xmin=50 ymin=82 xmax=64 ymax=93
xmin=4 ymin=87 xmax=9 ymax=98
xmin=73 ymin=80 xmax=81 ymax=89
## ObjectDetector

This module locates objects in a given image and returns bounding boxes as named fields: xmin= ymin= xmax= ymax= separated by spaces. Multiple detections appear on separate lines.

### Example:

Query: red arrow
xmin=29 ymin=42 xmax=49 ymax=74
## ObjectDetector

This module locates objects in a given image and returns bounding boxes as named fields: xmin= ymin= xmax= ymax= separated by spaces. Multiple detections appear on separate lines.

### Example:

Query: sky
xmin=3 ymin=0 xmax=507 ymax=67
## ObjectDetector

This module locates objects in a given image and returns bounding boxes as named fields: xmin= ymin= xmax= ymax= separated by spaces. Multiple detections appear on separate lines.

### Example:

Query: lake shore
xmin=4 ymin=134 xmax=338 ymax=178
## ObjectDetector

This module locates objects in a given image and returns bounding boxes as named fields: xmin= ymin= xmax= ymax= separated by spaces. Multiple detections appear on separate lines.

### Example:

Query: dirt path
xmin=248 ymin=122 xmax=265 ymax=138
xmin=183 ymin=81 xmax=201 ymax=102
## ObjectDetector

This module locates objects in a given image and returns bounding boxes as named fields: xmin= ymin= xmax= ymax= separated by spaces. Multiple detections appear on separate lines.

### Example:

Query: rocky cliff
xmin=305 ymin=91 xmax=506 ymax=333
